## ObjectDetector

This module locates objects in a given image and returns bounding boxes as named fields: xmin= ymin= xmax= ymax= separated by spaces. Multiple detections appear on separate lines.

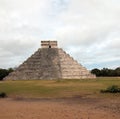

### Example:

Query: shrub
xmin=0 ymin=92 xmax=7 ymax=98
xmin=101 ymin=85 xmax=120 ymax=93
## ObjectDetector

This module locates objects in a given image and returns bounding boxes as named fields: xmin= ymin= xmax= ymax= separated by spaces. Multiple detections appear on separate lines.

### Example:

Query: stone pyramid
xmin=5 ymin=41 xmax=96 ymax=80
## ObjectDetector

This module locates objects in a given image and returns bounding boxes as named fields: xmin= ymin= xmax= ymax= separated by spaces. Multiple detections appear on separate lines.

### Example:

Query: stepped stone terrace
xmin=4 ymin=41 xmax=96 ymax=80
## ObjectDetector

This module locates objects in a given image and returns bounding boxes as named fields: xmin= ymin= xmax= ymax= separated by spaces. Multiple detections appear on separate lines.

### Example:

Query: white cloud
xmin=0 ymin=0 xmax=120 ymax=69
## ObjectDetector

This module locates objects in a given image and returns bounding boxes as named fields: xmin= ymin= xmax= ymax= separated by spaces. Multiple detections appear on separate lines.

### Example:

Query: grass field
xmin=0 ymin=77 xmax=120 ymax=98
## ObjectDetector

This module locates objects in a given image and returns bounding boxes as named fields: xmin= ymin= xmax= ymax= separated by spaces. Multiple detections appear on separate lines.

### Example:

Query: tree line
xmin=0 ymin=67 xmax=120 ymax=80
xmin=91 ymin=67 xmax=120 ymax=77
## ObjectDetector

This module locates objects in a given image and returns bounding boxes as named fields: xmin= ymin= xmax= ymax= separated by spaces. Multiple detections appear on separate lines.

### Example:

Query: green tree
xmin=0 ymin=68 xmax=14 ymax=80
xmin=91 ymin=67 xmax=120 ymax=77
xmin=91 ymin=68 xmax=101 ymax=76
xmin=115 ymin=67 xmax=120 ymax=76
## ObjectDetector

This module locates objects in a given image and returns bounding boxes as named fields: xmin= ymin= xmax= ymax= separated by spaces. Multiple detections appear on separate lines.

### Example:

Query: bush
xmin=0 ymin=92 xmax=7 ymax=98
xmin=101 ymin=85 xmax=120 ymax=93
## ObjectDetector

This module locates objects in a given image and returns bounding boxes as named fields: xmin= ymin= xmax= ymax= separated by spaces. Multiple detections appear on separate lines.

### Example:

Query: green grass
xmin=0 ymin=77 xmax=120 ymax=98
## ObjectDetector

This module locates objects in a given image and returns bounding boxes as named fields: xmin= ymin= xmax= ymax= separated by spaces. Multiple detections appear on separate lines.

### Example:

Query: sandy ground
xmin=0 ymin=97 xmax=120 ymax=119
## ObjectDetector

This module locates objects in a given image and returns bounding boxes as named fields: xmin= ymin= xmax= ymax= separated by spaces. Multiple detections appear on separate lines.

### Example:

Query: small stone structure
xmin=4 ymin=41 xmax=96 ymax=80
xmin=41 ymin=41 xmax=57 ymax=48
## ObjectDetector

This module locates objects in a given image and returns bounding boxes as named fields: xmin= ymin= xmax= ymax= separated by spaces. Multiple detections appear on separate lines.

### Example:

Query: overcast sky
xmin=0 ymin=0 xmax=120 ymax=69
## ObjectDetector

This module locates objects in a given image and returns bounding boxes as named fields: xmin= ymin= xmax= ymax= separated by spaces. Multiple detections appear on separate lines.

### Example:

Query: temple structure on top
xmin=4 ymin=41 xmax=96 ymax=80
xmin=41 ymin=41 xmax=58 ymax=48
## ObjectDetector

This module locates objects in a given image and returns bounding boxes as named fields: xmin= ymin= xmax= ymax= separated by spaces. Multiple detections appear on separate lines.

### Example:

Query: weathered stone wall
xmin=5 ymin=48 xmax=61 ymax=80
xmin=58 ymin=48 xmax=95 ymax=79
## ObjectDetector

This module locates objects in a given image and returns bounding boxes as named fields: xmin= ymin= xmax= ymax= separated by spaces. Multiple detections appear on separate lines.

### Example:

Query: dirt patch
xmin=0 ymin=97 xmax=120 ymax=119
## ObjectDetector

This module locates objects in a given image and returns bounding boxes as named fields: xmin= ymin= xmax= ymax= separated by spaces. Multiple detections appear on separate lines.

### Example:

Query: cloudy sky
xmin=0 ymin=0 xmax=120 ymax=69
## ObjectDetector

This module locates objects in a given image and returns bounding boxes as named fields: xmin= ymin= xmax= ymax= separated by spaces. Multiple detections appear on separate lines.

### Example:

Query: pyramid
xmin=4 ymin=41 xmax=96 ymax=80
